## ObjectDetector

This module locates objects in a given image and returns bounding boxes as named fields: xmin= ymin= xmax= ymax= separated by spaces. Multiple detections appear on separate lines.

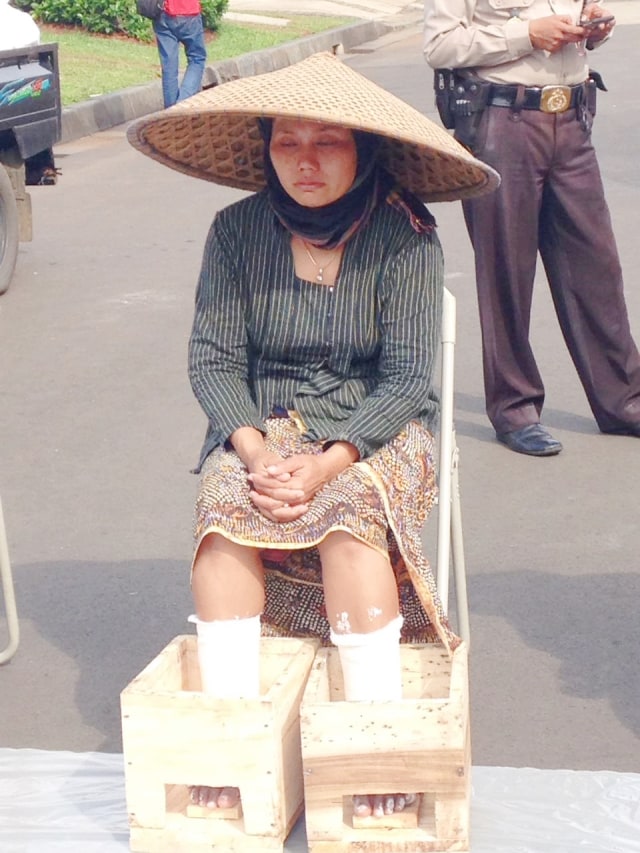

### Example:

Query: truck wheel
xmin=0 ymin=165 xmax=19 ymax=295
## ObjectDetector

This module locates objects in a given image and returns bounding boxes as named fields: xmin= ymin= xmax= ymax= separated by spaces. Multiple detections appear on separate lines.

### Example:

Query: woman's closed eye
xmin=273 ymin=136 xmax=343 ymax=151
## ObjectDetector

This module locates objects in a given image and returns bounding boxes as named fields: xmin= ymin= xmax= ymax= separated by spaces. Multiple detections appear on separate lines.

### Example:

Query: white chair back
xmin=435 ymin=288 xmax=470 ymax=645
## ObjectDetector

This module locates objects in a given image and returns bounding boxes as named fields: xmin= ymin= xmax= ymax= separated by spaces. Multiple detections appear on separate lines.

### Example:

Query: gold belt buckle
xmin=540 ymin=85 xmax=572 ymax=113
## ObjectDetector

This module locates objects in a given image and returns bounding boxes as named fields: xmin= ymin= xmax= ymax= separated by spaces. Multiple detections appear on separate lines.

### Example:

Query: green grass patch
xmin=40 ymin=14 xmax=354 ymax=105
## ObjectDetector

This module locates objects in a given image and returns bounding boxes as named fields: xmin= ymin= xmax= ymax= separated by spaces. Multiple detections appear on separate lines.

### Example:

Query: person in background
xmin=128 ymin=53 xmax=497 ymax=819
xmin=424 ymin=1 xmax=640 ymax=457
xmin=0 ymin=0 xmax=40 ymax=50
xmin=153 ymin=0 xmax=207 ymax=108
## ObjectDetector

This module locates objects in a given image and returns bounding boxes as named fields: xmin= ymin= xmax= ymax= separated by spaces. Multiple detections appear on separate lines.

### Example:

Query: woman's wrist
xmin=321 ymin=440 xmax=360 ymax=480
xmin=230 ymin=426 xmax=267 ymax=469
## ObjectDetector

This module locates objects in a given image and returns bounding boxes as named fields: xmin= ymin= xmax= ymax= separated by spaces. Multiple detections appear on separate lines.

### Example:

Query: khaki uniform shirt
xmin=423 ymin=0 xmax=597 ymax=86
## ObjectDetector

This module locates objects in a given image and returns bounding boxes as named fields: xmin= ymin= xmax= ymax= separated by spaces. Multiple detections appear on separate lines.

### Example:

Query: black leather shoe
xmin=602 ymin=424 xmax=640 ymax=437
xmin=496 ymin=424 xmax=563 ymax=457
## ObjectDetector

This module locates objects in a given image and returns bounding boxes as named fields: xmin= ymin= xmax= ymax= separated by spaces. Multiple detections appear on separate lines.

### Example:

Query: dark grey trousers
xmin=462 ymin=105 xmax=640 ymax=434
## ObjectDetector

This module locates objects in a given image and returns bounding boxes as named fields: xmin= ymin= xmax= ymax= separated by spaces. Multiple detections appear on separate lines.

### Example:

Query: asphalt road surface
xmin=1 ymin=23 xmax=639 ymax=773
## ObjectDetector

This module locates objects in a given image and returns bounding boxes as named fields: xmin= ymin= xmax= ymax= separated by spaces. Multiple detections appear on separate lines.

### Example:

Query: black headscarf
xmin=259 ymin=119 xmax=396 ymax=249
xmin=259 ymin=119 xmax=436 ymax=247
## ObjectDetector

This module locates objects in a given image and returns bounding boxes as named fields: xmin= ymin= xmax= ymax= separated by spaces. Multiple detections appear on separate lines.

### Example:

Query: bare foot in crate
xmin=353 ymin=793 xmax=416 ymax=818
xmin=190 ymin=785 xmax=240 ymax=809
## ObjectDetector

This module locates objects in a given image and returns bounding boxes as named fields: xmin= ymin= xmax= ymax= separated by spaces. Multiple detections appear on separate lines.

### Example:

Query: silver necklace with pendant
xmin=301 ymin=240 xmax=339 ymax=284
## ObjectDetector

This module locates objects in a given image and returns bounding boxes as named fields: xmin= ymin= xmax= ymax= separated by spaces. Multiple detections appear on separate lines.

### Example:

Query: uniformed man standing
xmin=424 ymin=2 xmax=640 ymax=456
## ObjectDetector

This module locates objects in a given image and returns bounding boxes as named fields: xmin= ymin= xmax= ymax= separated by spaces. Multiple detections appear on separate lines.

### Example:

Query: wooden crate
xmin=121 ymin=634 xmax=319 ymax=853
xmin=300 ymin=642 xmax=470 ymax=853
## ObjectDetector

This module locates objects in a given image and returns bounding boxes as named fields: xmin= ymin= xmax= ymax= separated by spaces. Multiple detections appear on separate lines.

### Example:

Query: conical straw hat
xmin=127 ymin=51 xmax=499 ymax=202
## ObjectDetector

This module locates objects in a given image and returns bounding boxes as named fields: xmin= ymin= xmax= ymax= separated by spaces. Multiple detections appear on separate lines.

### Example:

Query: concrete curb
xmin=60 ymin=16 xmax=417 ymax=144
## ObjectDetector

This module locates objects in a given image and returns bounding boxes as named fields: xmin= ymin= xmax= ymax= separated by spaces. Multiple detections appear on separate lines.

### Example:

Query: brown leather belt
xmin=488 ymin=83 xmax=586 ymax=113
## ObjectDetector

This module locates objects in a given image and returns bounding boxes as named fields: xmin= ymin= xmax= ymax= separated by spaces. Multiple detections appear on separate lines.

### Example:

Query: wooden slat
xmin=185 ymin=801 xmax=243 ymax=820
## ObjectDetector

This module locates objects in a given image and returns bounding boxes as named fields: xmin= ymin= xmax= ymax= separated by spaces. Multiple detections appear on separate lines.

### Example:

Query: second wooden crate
xmin=300 ymin=641 xmax=470 ymax=853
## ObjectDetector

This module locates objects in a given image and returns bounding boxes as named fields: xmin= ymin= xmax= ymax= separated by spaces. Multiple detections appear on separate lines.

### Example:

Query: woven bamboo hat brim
xmin=127 ymin=52 xmax=499 ymax=202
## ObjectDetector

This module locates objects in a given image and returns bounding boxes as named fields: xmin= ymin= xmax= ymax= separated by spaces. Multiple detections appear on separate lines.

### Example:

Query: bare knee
xmin=191 ymin=534 xmax=265 ymax=621
xmin=318 ymin=531 xmax=369 ymax=564
xmin=319 ymin=533 xmax=398 ymax=635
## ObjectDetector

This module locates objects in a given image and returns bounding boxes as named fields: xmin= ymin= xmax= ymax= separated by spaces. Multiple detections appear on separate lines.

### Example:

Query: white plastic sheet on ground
xmin=0 ymin=749 xmax=639 ymax=852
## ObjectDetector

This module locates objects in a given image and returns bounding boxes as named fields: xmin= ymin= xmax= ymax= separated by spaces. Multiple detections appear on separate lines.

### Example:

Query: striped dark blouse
xmin=189 ymin=190 xmax=443 ymax=469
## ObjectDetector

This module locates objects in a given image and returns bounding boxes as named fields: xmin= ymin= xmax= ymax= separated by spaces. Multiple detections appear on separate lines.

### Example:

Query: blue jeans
xmin=153 ymin=13 xmax=207 ymax=108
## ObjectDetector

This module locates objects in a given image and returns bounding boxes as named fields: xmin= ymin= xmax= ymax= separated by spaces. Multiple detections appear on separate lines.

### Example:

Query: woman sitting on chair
xmin=128 ymin=52 xmax=497 ymax=819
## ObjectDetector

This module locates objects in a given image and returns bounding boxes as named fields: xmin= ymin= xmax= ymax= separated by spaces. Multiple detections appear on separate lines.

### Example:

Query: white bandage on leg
xmin=330 ymin=615 xmax=403 ymax=702
xmin=188 ymin=613 xmax=261 ymax=699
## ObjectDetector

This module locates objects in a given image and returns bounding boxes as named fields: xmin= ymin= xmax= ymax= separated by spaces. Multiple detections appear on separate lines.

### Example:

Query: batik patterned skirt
xmin=193 ymin=415 xmax=458 ymax=652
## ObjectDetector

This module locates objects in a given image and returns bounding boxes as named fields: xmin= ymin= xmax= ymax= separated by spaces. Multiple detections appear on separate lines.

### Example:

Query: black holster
xmin=433 ymin=68 xmax=491 ymax=151
xmin=586 ymin=68 xmax=607 ymax=116
xmin=577 ymin=70 xmax=607 ymax=131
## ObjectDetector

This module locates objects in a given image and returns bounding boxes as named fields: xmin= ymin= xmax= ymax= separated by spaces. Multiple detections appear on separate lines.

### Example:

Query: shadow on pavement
xmin=470 ymin=569 xmax=640 ymax=746
xmin=4 ymin=559 xmax=192 ymax=751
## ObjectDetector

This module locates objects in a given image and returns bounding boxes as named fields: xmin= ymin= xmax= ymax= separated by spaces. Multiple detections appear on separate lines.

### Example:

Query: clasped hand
xmin=247 ymin=453 xmax=328 ymax=522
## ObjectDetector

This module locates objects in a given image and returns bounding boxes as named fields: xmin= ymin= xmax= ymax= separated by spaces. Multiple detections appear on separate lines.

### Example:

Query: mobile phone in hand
xmin=581 ymin=15 xmax=615 ymax=27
